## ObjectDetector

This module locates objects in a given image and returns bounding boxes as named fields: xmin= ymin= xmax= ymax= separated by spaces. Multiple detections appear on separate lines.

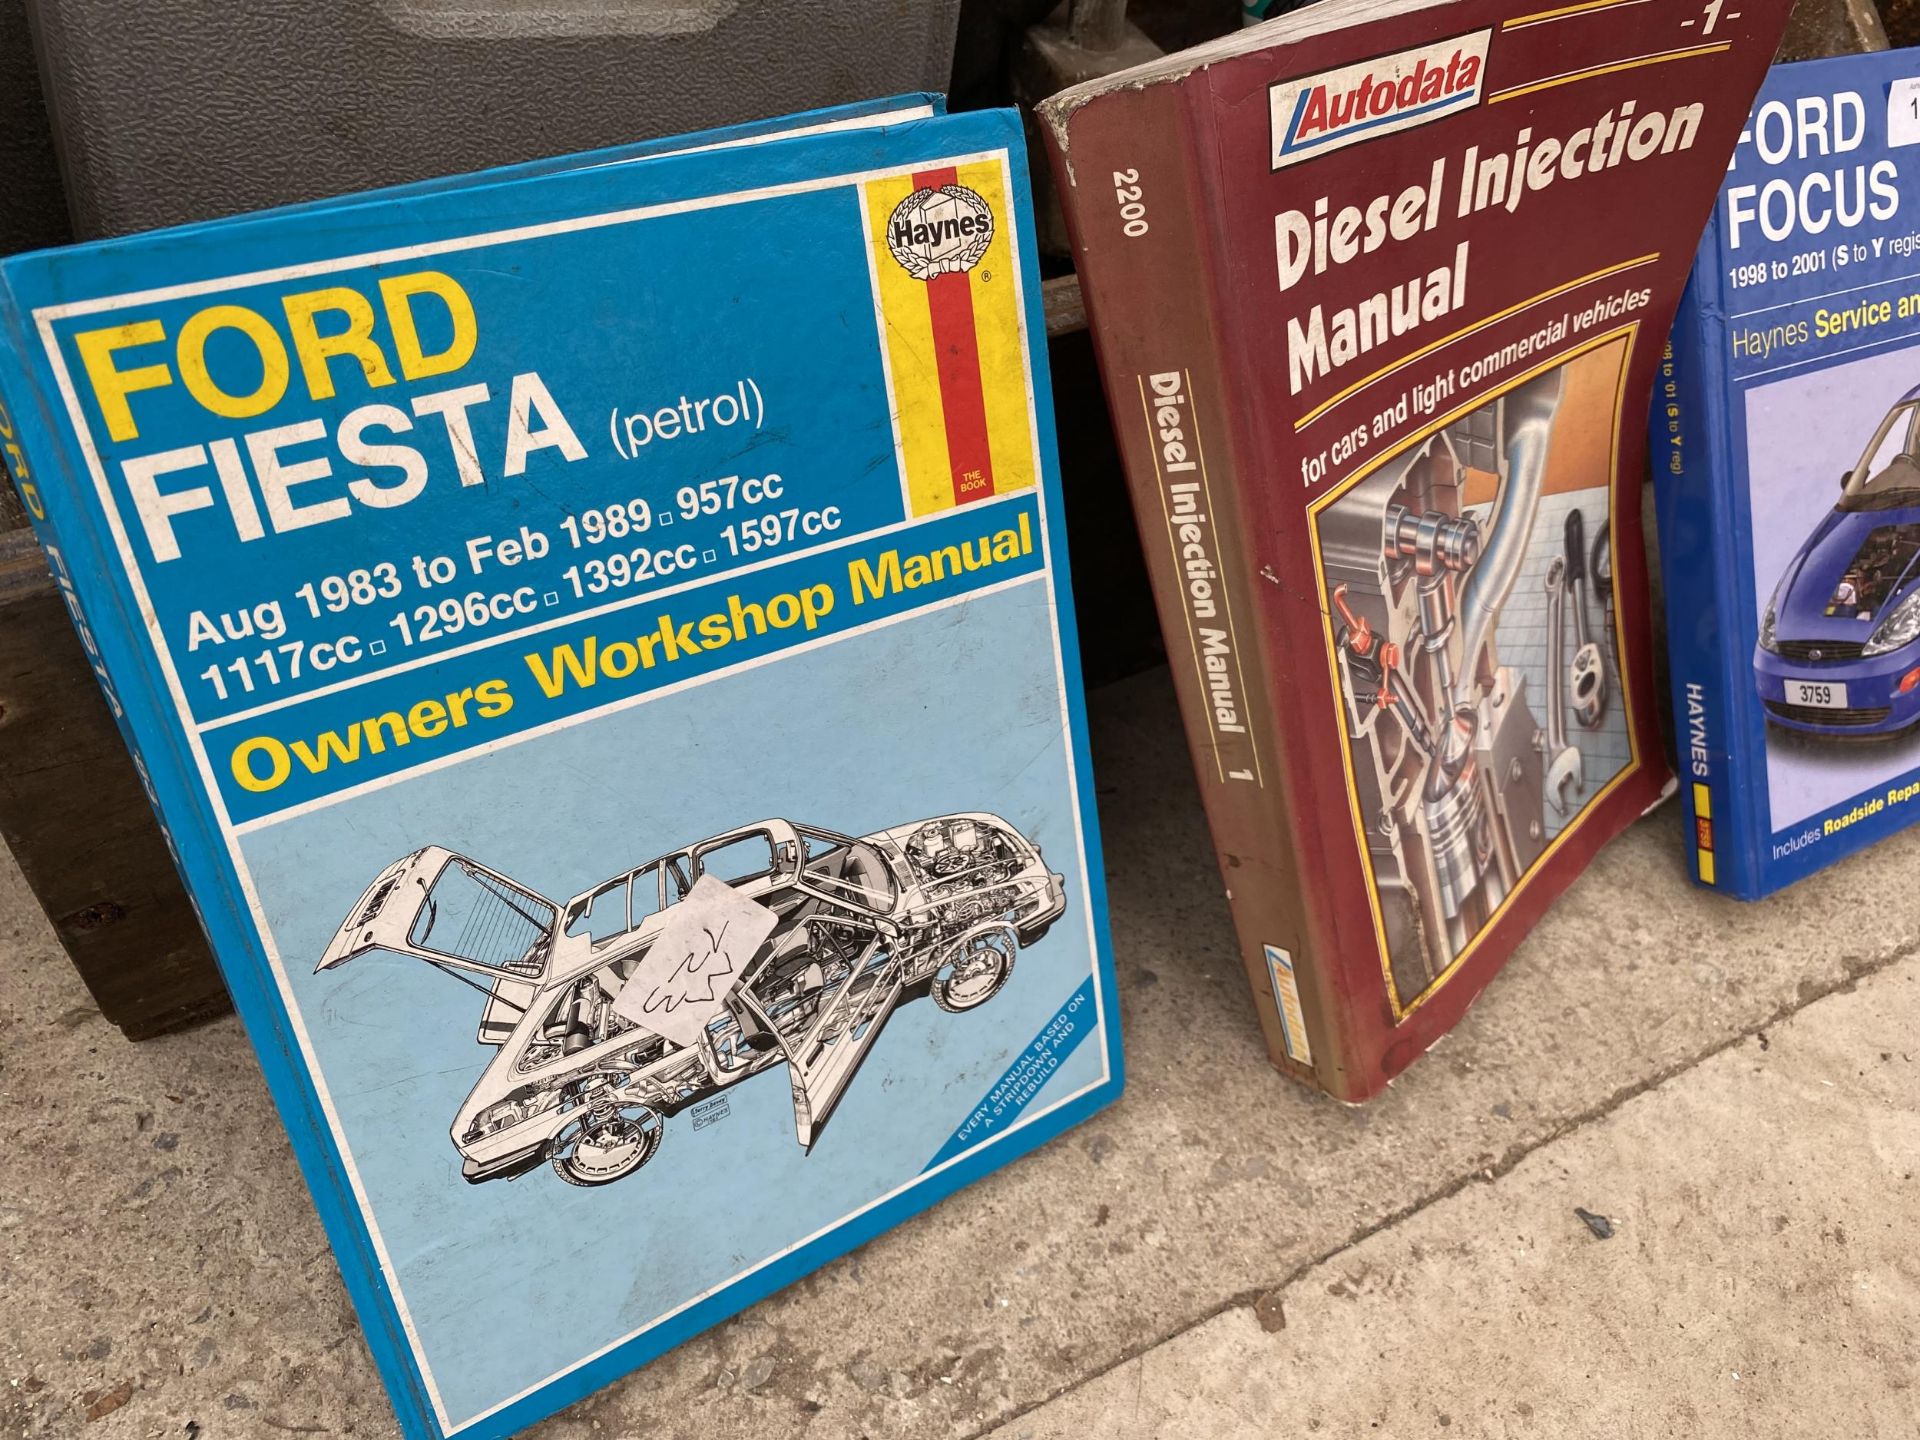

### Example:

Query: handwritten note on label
xmin=611 ymin=874 xmax=778 ymax=1050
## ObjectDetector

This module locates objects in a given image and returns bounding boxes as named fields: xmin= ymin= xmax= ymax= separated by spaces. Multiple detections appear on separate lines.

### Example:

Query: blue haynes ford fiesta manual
xmin=0 ymin=95 xmax=1122 ymax=1437
xmin=1656 ymin=50 xmax=1920 ymax=899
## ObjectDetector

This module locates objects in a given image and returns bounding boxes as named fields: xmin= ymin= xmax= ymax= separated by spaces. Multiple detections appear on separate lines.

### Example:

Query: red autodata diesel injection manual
xmin=1041 ymin=0 xmax=1792 ymax=1100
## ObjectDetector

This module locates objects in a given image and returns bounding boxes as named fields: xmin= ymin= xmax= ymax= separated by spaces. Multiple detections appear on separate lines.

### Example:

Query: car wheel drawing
xmin=316 ymin=814 xmax=1068 ymax=1189
xmin=931 ymin=931 xmax=1016 ymax=1012
xmin=1756 ymin=388 xmax=1920 ymax=737
xmin=549 ymin=1103 xmax=663 ymax=1188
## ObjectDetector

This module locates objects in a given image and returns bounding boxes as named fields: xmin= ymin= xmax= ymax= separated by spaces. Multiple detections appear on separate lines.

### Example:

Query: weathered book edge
xmin=1652 ymin=260 xmax=1756 ymax=896
xmin=1042 ymin=84 xmax=1345 ymax=1092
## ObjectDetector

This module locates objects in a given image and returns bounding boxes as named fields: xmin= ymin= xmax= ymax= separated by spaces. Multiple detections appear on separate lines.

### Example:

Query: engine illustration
xmin=1315 ymin=353 xmax=1630 ymax=1011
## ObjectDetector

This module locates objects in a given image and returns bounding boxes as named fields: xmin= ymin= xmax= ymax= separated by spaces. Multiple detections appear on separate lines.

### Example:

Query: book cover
xmin=1657 ymin=49 xmax=1920 ymax=899
xmin=0 ymin=103 xmax=1122 ymax=1438
xmin=1039 ymin=0 xmax=1791 ymax=1100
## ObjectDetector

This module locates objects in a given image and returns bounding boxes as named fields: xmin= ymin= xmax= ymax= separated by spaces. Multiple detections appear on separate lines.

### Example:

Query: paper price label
xmin=1887 ymin=78 xmax=1920 ymax=149
xmin=611 ymin=873 xmax=779 ymax=1050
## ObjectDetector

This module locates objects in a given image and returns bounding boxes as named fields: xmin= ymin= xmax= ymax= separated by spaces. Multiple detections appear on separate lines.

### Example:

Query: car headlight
xmin=1864 ymin=587 xmax=1920 ymax=656
xmin=1759 ymin=580 xmax=1783 ymax=652
xmin=461 ymin=1088 xmax=560 ymax=1142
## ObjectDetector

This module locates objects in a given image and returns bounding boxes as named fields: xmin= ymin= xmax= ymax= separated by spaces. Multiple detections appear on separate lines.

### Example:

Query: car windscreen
xmin=800 ymin=831 xmax=898 ymax=912
xmin=410 ymin=860 xmax=556 ymax=975
xmin=1844 ymin=402 xmax=1920 ymax=511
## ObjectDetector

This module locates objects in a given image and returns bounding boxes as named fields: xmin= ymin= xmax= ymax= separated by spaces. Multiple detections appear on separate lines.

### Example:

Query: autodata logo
xmin=1269 ymin=30 xmax=1491 ymax=170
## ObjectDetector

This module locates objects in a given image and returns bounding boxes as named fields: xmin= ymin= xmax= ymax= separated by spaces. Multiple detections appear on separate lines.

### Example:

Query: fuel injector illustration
xmin=1320 ymin=369 xmax=1567 ymax=1004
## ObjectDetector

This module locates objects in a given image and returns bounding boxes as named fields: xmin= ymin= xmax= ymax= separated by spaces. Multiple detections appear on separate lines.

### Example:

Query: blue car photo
xmin=1756 ymin=385 xmax=1920 ymax=736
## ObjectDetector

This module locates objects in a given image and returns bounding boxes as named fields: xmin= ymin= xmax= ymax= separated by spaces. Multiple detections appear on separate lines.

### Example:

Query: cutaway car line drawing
xmin=1757 ymin=386 xmax=1920 ymax=736
xmin=317 ymin=814 xmax=1066 ymax=1188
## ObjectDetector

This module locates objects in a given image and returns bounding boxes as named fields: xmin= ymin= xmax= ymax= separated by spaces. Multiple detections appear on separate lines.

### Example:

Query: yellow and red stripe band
xmin=916 ymin=166 xmax=999 ymax=509
xmin=866 ymin=160 xmax=1037 ymax=519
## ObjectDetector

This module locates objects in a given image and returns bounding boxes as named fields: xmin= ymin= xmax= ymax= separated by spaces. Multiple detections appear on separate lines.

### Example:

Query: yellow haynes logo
xmin=865 ymin=163 xmax=1034 ymax=519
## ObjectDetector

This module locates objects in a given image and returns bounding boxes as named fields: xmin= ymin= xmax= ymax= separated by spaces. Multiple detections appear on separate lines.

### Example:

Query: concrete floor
xmin=2 ymin=665 xmax=1915 ymax=1439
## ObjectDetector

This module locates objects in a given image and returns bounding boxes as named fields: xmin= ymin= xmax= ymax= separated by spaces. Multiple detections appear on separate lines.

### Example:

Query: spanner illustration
xmin=1542 ymin=556 xmax=1583 ymax=815
xmin=1565 ymin=508 xmax=1608 ymax=729
xmin=1591 ymin=518 xmax=1615 ymax=670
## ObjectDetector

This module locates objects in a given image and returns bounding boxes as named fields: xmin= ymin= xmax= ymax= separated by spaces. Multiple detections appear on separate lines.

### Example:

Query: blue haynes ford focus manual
xmin=0 ymin=95 xmax=1122 ymax=1438
xmin=1656 ymin=50 xmax=1920 ymax=899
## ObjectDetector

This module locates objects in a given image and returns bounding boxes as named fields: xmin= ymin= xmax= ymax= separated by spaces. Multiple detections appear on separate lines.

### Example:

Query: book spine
xmin=1652 ymin=253 xmax=1752 ymax=896
xmin=0 ymin=284 xmax=439 ymax=1436
xmin=1046 ymin=86 xmax=1331 ymax=1087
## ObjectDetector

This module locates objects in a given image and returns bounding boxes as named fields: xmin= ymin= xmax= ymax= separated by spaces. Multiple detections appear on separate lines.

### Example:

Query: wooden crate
xmin=0 ymin=523 xmax=229 ymax=1036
